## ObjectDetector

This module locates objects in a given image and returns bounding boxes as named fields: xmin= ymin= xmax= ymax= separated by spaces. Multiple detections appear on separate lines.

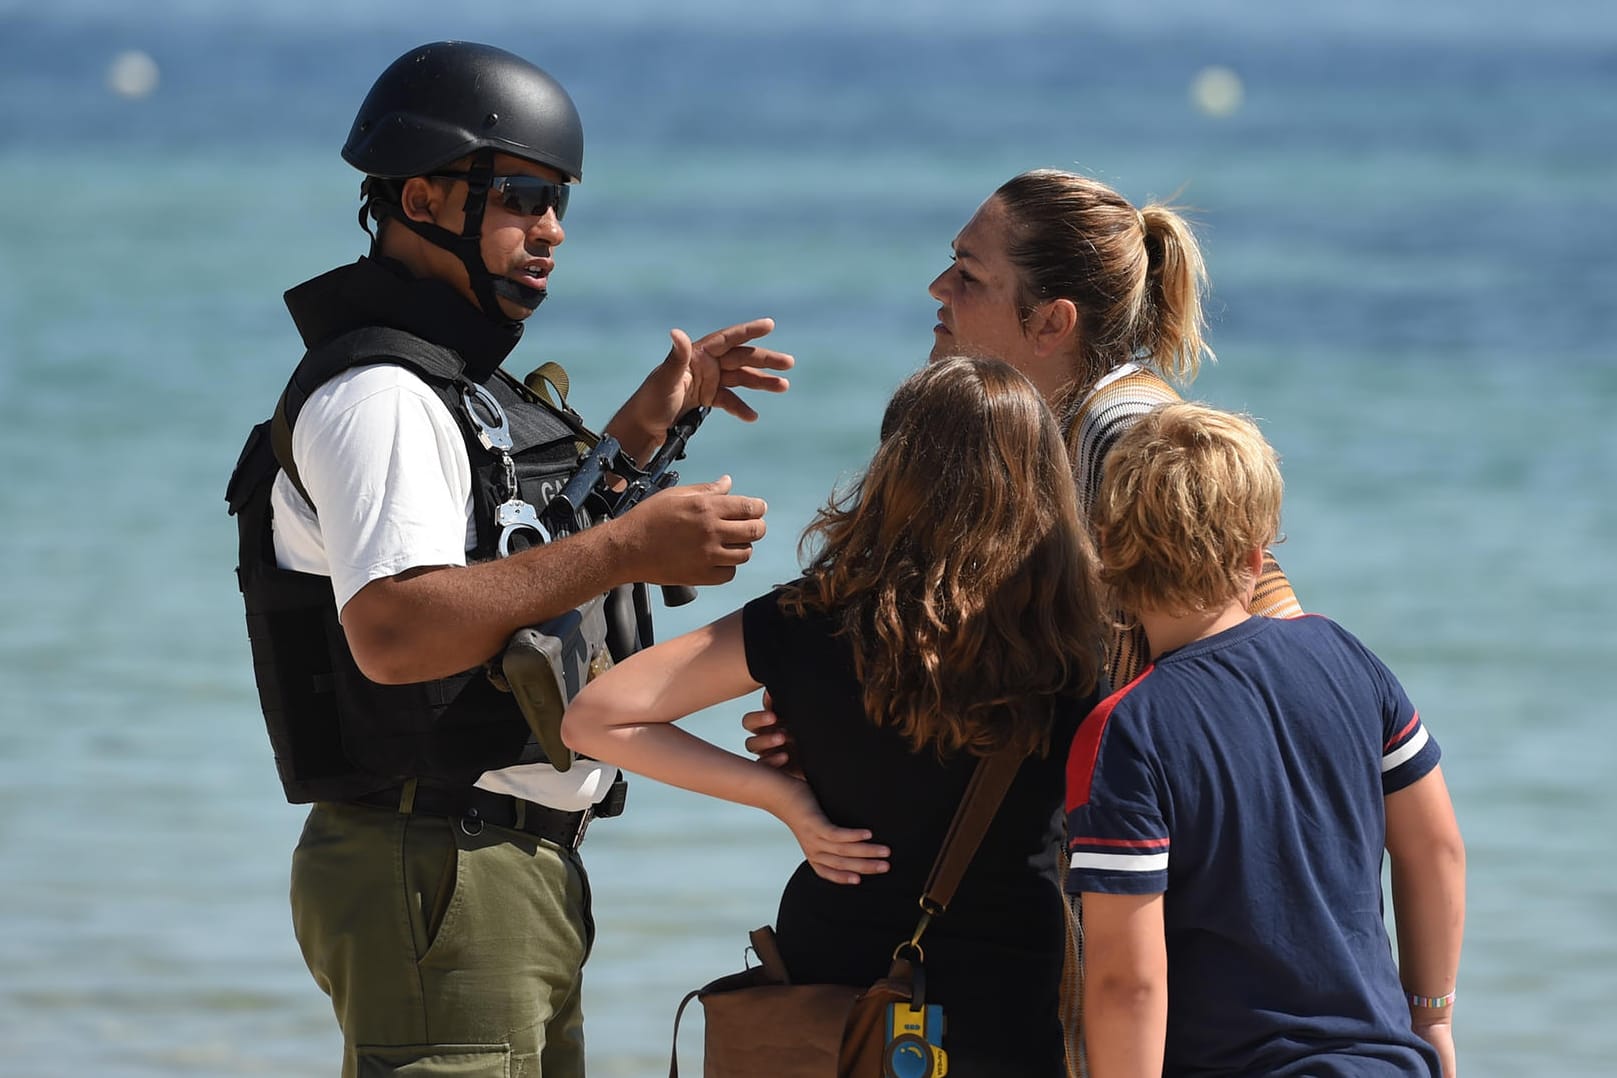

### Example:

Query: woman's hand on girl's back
xmin=741 ymin=690 xmax=804 ymax=779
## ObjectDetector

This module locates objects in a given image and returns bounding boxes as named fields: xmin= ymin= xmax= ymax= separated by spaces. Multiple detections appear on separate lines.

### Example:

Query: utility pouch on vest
xmin=496 ymin=591 xmax=618 ymax=772
xmin=488 ymin=408 xmax=712 ymax=772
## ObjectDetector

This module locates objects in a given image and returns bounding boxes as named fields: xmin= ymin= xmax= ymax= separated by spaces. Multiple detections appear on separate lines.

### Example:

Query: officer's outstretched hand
xmin=614 ymin=475 xmax=766 ymax=586
xmin=607 ymin=319 xmax=792 ymax=459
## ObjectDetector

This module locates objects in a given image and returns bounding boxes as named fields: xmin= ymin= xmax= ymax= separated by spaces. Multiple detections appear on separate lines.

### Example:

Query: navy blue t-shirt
xmin=1064 ymin=614 xmax=1442 ymax=1077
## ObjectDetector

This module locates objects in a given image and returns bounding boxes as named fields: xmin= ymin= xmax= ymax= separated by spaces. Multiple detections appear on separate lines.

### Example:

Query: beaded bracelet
xmin=1407 ymin=990 xmax=1456 ymax=1009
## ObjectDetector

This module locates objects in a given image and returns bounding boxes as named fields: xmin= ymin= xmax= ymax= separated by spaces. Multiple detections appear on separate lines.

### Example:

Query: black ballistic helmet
xmin=344 ymin=42 xmax=584 ymax=322
xmin=344 ymin=41 xmax=584 ymax=182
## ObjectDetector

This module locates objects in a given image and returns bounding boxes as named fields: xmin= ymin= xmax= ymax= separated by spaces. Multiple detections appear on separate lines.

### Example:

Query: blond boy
xmin=1066 ymin=402 xmax=1465 ymax=1078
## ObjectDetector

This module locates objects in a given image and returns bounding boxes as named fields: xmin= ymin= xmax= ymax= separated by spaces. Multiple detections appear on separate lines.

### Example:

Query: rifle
xmin=491 ymin=406 xmax=709 ymax=770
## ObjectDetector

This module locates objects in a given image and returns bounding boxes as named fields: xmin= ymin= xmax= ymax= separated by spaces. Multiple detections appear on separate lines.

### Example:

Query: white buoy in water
xmin=107 ymin=50 xmax=160 ymax=99
xmin=1190 ymin=65 xmax=1243 ymax=118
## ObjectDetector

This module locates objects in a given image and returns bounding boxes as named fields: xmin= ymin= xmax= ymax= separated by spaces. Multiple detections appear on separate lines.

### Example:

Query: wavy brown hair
xmin=780 ymin=356 xmax=1106 ymax=759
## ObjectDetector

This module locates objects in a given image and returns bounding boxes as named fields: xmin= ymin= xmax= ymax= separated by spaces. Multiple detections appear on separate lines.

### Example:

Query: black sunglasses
xmin=432 ymin=172 xmax=570 ymax=221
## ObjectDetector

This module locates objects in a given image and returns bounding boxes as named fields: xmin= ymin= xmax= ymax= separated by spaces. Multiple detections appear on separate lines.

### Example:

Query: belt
xmin=351 ymin=782 xmax=595 ymax=850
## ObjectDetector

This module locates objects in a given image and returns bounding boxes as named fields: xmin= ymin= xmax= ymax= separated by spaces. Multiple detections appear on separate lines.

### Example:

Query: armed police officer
xmin=225 ymin=41 xmax=789 ymax=1078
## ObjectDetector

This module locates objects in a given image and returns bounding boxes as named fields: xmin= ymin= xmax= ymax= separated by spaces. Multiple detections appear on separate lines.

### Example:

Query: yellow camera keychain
xmin=883 ymin=1001 xmax=948 ymax=1077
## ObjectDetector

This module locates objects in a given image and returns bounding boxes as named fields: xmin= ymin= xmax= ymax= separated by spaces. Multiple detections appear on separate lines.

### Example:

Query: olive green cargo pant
xmin=291 ymin=801 xmax=594 ymax=1077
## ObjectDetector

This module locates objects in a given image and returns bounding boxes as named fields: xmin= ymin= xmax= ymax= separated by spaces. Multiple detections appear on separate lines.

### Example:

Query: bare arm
xmin=562 ymin=610 xmax=889 ymax=884
xmin=341 ymin=478 xmax=766 ymax=683
xmin=1080 ymin=890 xmax=1168 ymax=1078
xmin=1385 ymin=764 xmax=1466 ymax=1078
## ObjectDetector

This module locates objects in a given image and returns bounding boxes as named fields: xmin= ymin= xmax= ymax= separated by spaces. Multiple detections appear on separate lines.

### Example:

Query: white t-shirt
xmin=271 ymin=363 xmax=617 ymax=811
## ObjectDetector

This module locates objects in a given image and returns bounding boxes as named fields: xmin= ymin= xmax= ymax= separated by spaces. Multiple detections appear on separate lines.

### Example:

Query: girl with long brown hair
xmin=563 ymin=355 xmax=1108 ymax=1075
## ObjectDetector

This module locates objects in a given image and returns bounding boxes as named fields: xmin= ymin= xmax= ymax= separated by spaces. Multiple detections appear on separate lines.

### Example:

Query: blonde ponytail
xmin=1138 ymin=202 xmax=1212 ymax=383
xmin=994 ymin=170 xmax=1214 ymax=392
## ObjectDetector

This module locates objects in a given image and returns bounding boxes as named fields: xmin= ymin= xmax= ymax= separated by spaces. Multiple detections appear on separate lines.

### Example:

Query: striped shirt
xmin=1067 ymin=364 xmax=1303 ymax=687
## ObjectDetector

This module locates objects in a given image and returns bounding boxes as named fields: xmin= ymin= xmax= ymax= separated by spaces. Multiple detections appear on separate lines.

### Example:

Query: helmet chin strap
xmin=381 ymin=150 xmax=545 ymax=322
xmin=491 ymin=276 xmax=546 ymax=311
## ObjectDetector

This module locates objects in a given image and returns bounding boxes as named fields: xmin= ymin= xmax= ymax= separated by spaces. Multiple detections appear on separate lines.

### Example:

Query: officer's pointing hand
xmin=616 ymin=475 xmax=768 ymax=586
xmin=610 ymin=320 xmax=793 ymax=455
xmin=680 ymin=318 xmax=794 ymax=423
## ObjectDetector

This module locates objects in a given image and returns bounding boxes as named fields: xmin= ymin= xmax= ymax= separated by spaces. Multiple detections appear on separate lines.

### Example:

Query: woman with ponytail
xmin=926 ymin=168 xmax=1302 ymax=687
xmin=747 ymin=169 xmax=1299 ymax=750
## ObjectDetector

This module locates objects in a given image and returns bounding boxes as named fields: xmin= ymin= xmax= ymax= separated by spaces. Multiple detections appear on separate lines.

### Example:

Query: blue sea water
xmin=0 ymin=1 xmax=1613 ymax=1074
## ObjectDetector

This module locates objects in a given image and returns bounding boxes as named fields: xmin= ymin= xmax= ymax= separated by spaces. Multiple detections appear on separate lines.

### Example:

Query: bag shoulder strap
xmin=668 ymin=986 xmax=700 ymax=1078
xmin=920 ymin=747 xmax=1024 ymax=913
xmin=891 ymin=745 xmax=1024 ymax=972
xmin=835 ymin=757 xmax=1024 ymax=1076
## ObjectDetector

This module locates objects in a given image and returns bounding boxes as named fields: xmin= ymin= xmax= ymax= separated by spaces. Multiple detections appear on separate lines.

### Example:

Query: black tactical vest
xmin=227 ymin=325 xmax=620 ymax=803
